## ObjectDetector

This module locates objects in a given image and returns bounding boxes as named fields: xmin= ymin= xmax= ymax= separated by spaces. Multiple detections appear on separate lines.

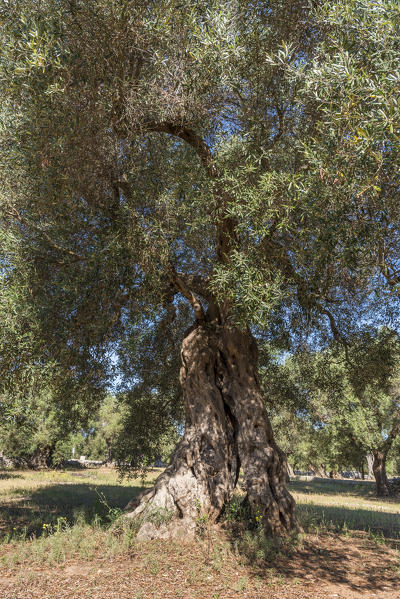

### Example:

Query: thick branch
xmin=132 ymin=121 xmax=240 ymax=272
xmin=115 ymin=178 xmax=213 ymax=316
xmin=141 ymin=123 xmax=239 ymax=266
xmin=320 ymin=307 xmax=353 ymax=367
xmin=144 ymin=121 xmax=217 ymax=178
xmin=175 ymin=272 xmax=213 ymax=303
xmin=168 ymin=264 xmax=206 ymax=322
xmin=119 ymin=124 xmax=238 ymax=287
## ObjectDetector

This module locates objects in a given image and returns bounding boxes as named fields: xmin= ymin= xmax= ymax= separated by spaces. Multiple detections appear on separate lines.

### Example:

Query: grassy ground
xmin=0 ymin=468 xmax=157 ymax=542
xmin=291 ymin=478 xmax=400 ymax=539
xmin=0 ymin=468 xmax=399 ymax=598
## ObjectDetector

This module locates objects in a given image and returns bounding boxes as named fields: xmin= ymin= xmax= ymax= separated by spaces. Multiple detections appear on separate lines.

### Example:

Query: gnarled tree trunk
xmin=126 ymin=323 xmax=298 ymax=539
xmin=30 ymin=445 xmax=55 ymax=469
xmin=373 ymin=450 xmax=390 ymax=497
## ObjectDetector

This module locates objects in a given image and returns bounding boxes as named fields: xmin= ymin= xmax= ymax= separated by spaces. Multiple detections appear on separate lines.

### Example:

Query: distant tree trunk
xmin=360 ymin=462 xmax=365 ymax=480
xmin=287 ymin=462 xmax=295 ymax=479
xmin=31 ymin=445 xmax=54 ymax=469
xmin=373 ymin=450 xmax=390 ymax=497
xmin=126 ymin=323 xmax=298 ymax=539
xmin=310 ymin=464 xmax=326 ymax=478
xmin=105 ymin=438 xmax=112 ymax=464
xmin=366 ymin=453 xmax=374 ymax=479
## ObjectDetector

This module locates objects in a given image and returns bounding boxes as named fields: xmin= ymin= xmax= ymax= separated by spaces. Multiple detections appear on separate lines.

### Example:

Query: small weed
xmin=233 ymin=575 xmax=248 ymax=592
xmin=194 ymin=499 xmax=213 ymax=561
xmin=145 ymin=556 xmax=160 ymax=575
xmin=368 ymin=529 xmax=387 ymax=545
xmin=232 ymin=525 xmax=302 ymax=565
xmin=225 ymin=497 xmax=243 ymax=522
xmin=96 ymin=490 xmax=123 ymax=524
xmin=211 ymin=543 xmax=227 ymax=573
xmin=224 ymin=496 xmax=251 ymax=524
xmin=194 ymin=499 xmax=209 ymax=535
xmin=342 ymin=521 xmax=351 ymax=537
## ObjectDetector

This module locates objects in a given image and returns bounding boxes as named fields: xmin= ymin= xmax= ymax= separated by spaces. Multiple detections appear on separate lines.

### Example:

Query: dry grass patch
xmin=290 ymin=478 xmax=400 ymax=539
xmin=0 ymin=468 xmax=160 ymax=542
xmin=1 ymin=529 xmax=399 ymax=599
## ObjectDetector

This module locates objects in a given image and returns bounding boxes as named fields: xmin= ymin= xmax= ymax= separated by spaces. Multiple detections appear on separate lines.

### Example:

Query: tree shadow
xmin=0 ymin=482 xmax=145 ymax=540
xmin=268 ymin=534 xmax=400 ymax=595
xmin=296 ymin=502 xmax=400 ymax=538
xmin=225 ymin=500 xmax=400 ymax=596
xmin=0 ymin=473 xmax=23 ymax=480
xmin=289 ymin=477 xmax=376 ymax=497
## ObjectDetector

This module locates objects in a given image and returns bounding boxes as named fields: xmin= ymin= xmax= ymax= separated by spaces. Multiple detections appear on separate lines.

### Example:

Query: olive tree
xmin=285 ymin=329 xmax=400 ymax=496
xmin=1 ymin=0 xmax=399 ymax=537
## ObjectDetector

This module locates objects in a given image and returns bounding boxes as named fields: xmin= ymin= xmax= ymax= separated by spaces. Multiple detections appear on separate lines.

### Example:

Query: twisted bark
xmin=126 ymin=322 xmax=298 ymax=539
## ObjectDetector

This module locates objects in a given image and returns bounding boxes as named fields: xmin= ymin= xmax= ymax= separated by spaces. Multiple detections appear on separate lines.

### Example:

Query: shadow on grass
xmin=0 ymin=473 xmax=23 ymax=480
xmin=289 ymin=477 xmax=376 ymax=497
xmin=296 ymin=501 xmax=400 ymax=538
xmin=0 ymin=483 xmax=145 ymax=540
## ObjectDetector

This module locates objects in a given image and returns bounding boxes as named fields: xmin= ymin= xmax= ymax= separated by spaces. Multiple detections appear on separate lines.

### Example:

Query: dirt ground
xmin=1 ymin=530 xmax=399 ymax=599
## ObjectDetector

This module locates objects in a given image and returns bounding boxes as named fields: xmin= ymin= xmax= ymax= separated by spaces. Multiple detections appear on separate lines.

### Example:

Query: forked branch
xmin=168 ymin=264 xmax=206 ymax=322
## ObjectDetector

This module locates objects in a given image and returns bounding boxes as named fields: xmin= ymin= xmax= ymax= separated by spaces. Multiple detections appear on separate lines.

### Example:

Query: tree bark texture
xmin=30 ymin=445 xmax=54 ymax=469
xmin=373 ymin=450 xmax=390 ymax=497
xmin=126 ymin=324 xmax=298 ymax=539
xmin=366 ymin=453 xmax=374 ymax=479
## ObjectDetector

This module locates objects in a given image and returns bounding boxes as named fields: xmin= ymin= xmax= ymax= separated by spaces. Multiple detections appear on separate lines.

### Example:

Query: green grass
xmin=0 ymin=467 xmax=160 ymax=543
xmin=1 ymin=468 xmax=399 ymax=570
xmin=289 ymin=478 xmax=400 ymax=538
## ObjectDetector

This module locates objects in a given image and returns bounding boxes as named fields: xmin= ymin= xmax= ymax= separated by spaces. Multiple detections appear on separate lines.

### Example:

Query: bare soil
xmin=1 ymin=529 xmax=399 ymax=599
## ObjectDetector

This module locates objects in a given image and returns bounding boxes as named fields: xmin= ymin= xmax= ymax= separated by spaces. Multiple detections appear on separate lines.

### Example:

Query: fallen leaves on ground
xmin=1 ymin=529 xmax=399 ymax=599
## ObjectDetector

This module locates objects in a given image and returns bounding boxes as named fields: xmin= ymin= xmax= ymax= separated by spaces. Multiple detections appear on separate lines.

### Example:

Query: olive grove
xmin=0 ymin=0 xmax=399 ymax=537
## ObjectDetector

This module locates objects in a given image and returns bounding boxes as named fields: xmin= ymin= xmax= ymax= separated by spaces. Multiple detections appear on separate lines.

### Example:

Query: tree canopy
xmin=1 ymin=0 xmax=399 ymax=534
xmin=1 ymin=0 xmax=398 ymax=369
xmin=266 ymin=327 xmax=400 ymax=494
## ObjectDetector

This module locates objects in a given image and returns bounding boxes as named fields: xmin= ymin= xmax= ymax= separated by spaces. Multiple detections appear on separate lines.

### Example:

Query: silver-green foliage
xmin=0 ymin=0 xmax=399 ymax=465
